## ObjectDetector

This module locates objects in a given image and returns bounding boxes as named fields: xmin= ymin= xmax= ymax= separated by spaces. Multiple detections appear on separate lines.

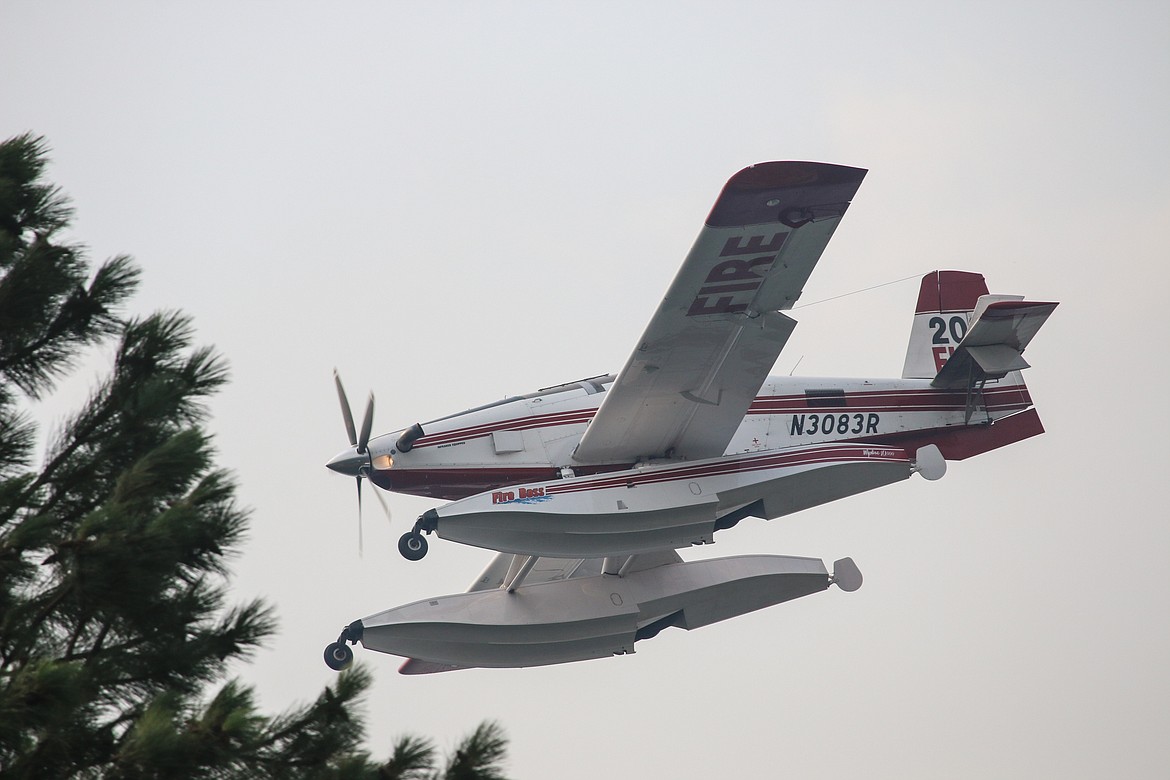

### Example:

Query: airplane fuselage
xmin=360 ymin=371 xmax=1035 ymax=503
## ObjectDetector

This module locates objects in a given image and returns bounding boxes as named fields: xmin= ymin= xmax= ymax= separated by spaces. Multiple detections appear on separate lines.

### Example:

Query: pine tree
xmin=439 ymin=722 xmax=509 ymax=780
xmin=0 ymin=134 xmax=509 ymax=779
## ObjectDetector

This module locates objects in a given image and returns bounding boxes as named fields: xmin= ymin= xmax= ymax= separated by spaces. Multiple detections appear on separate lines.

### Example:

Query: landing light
xmin=373 ymin=454 xmax=394 ymax=470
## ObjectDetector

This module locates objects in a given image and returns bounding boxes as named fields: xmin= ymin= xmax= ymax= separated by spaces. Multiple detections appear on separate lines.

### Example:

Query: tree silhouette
xmin=0 ymin=134 xmax=509 ymax=779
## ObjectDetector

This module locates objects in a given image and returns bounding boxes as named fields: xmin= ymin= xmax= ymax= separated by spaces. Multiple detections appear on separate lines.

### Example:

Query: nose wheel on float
xmin=398 ymin=531 xmax=427 ymax=560
xmin=323 ymin=620 xmax=364 ymax=671
xmin=398 ymin=509 xmax=438 ymax=561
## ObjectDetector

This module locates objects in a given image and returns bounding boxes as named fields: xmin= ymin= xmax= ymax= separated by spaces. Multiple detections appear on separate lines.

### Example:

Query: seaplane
xmin=322 ymin=161 xmax=1057 ymax=674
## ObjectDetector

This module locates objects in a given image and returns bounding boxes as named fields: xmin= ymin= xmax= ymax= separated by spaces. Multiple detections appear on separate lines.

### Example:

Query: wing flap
xmin=575 ymin=310 xmax=796 ymax=462
xmin=575 ymin=161 xmax=867 ymax=464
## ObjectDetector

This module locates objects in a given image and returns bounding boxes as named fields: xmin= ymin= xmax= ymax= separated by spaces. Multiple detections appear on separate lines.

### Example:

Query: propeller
xmin=334 ymin=369 xmax=372 ymax=452
xmin=331 ymin=370 xmax=391 ymax=555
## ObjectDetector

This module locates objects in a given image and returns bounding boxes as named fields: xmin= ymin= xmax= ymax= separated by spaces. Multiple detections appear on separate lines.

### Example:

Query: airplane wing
xmin=397 ymin=550 xmax=682 ymax=674
xmin=573 ymin=161 xmax=868 ymax=464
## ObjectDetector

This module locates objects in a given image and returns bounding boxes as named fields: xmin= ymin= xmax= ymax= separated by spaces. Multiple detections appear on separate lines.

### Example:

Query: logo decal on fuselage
xmin=492 ymin=486 xmax=551 ymax=505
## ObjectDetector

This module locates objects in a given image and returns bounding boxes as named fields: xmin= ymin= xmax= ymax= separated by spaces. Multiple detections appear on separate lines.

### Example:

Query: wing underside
xmin=573 ymin=161 xmax=867 ymax=464
xmin=397 ymin=549 xmax=682 ymax=674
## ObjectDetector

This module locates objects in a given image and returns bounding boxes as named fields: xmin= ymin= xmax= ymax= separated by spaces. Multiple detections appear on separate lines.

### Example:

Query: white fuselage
xmin=366 ymin=372 xmax=1032 ymax=504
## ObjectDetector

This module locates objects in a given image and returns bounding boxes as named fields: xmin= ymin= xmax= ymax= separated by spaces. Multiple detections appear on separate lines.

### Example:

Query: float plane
xmin=322 ymin=161 xmax=1056 ymax=673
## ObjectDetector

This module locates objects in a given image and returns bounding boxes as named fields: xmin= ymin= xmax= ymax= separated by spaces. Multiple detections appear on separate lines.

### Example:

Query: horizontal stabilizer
xmin=932 ymin=299 xmax=1057 ymax=389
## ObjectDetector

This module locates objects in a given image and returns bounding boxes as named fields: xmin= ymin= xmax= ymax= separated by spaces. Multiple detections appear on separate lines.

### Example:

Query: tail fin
xmin=903 ymin=270 xmax=1058 ymax=386
xmin=902 ymin=271 xmax=989 ymax=379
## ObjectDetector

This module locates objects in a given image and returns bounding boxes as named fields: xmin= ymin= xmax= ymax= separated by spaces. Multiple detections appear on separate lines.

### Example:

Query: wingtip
xmin=707 ymin=161 xmax=869 ymax=228
xmin=725 ymin=161 xmax=868 ymax=191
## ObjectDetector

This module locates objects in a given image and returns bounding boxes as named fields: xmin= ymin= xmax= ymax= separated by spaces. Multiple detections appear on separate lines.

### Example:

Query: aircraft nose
xmin=326 ymin=447 xmax=368 ymax=477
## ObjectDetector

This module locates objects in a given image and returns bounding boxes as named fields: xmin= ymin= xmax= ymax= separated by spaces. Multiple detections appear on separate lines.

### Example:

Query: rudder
xmin=902 ymin=271 xmax=988 ymax=379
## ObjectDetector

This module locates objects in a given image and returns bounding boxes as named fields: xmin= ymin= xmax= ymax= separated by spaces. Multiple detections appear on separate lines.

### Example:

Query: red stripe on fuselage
xmin=378 ymin=405 xmax=1040 ymax=501
xmin=412 ymin=409 xmax=597 ymax=448
xmin=369 ymin=463 xmax=632 ymax=501
xmin=408 ymin=384 xmax=1033 ymax=451
xmin=747 ymin=384 xmax=1032 ymax=415
xmin=546 ymin=444 xmax=910 ymax=496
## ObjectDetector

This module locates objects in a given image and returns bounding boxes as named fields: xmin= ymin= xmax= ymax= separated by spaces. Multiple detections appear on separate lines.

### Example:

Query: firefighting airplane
xmin=322 ymin=161 xmax=1056 ymax=674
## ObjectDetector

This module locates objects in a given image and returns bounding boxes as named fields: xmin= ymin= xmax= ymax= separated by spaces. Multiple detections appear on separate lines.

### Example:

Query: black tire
xmin=323 ymin=641 xmax=353 ymax=671
xmin=398 ymin=531 xmax=428 ymax=561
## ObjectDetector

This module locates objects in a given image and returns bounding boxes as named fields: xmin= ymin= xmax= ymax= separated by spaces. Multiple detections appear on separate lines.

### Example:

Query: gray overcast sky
xmin=3 ymin=2 xmax=1168 ymax=777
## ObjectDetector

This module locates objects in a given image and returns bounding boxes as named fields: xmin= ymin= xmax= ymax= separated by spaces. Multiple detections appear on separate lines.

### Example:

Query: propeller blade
xmin=372 ymin=485 xmax=392 ymax=525
xmin=357 ymin=393 xmax=374 ymax=453
xmin=333 ymin=371 xmax=375 ymax=558
xmin=334 ymin=370 xmax=358 ymax=447
xmin=356 ymin=476 xmax=364 ymax=557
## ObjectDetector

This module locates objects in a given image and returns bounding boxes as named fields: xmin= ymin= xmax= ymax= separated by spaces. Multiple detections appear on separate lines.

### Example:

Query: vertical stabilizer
xmin=902 ymin=271 xmax=988 ymax=379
